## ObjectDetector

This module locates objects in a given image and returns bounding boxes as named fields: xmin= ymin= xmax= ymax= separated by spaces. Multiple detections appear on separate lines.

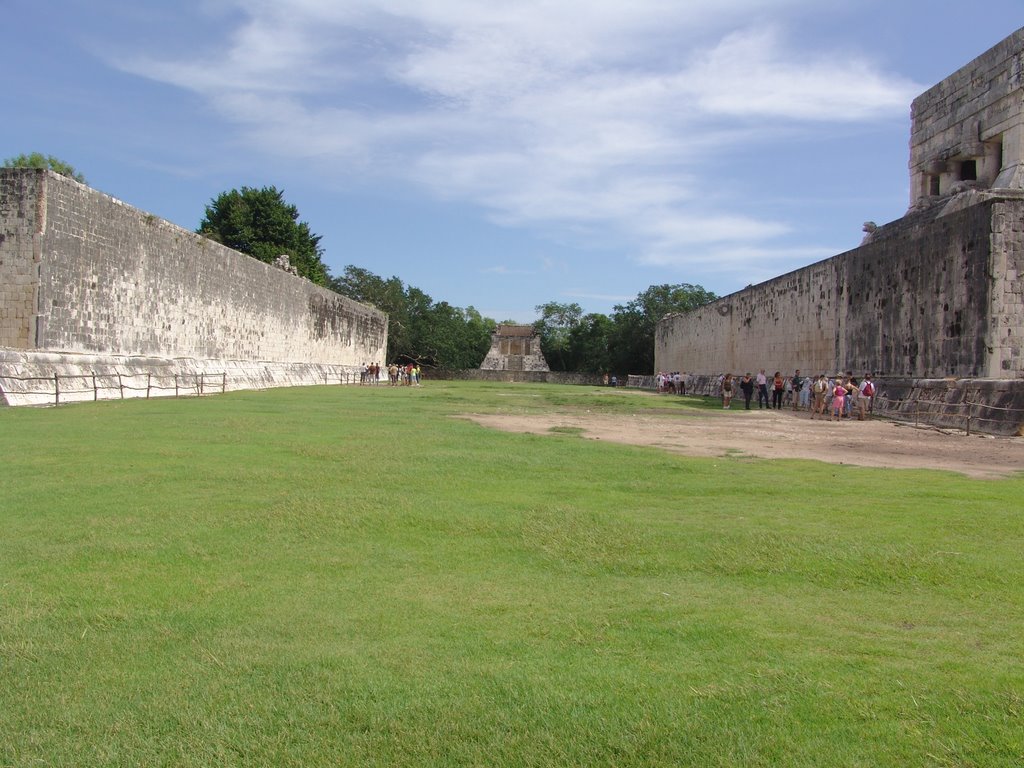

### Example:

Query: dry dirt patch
xmin=460 ymin=408 xmax=1024 ymax=479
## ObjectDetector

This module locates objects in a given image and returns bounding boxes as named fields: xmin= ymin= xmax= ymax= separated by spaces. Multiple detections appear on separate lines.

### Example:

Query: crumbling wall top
xmin=910 ymin=27 xmax=1024 ymax=206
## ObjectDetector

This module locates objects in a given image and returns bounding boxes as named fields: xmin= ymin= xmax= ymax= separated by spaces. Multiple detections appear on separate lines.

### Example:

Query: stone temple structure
xmin=479 ymin=324 xmax=550 ymax=372
xmin=655 ymin=28 xmax=1024 ymax=431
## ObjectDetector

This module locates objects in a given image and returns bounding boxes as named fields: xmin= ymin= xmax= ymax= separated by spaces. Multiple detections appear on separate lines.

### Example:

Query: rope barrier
xmin=0 ymin=371 xmax=230 ymax=406
xmin=0 ymin=368 xmax=365 ymax=405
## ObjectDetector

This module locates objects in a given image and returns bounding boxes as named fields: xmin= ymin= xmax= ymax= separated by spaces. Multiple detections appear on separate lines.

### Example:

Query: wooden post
xmin=174 ymin=374 xmax=179 ymax=398
xmin=54 ymin=373 xmax=60 ymax=405
xmin=92 ymin=373 xmax=98 ymax=401
xmin=117 ymin=373 xmax=125 ymax=399
xmin=222 ymin=372 xmax=226 ymax=394
xmin=146 ymin=373 xmax=152 ymax=399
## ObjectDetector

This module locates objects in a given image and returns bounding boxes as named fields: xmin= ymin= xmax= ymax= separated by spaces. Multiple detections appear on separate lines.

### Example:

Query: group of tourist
xmin=360 ymin=363 xmax=422 ymax=386
xmin=655 ymin=371 xmax=689 ymax=395
xmin=719 ymin=369 xmax=876 ymax=420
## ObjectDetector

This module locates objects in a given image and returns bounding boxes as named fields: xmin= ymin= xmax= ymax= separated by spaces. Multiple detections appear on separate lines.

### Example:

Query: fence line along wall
xmin=0 ymin=349 xmax=372 ymax=407
xmin=1 ymin=169 xmax=388 ymax=405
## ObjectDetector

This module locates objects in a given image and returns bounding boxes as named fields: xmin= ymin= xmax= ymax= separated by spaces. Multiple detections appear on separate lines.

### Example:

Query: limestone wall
xmin=0 ymin=169 xmax=387 ymax=369
xmin=655 ymin=195 xmax=1024 ymax=380
xmin=910 ymin=27 xmax=1024 ymax=203
xmin=656 ymin=257 xmax=839 ymax=376
xmin=0 ymin=349 xmax=366 ymax=407
xmin=479 ymin=325 xmax=550 ymax=371
xmin=0 ymin=170 xmax=41 ymax=349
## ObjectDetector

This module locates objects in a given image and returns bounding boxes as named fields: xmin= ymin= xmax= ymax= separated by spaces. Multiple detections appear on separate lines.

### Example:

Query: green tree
xmin=532 ymin=301 xmax=583 ymax=371
xmin=417 ymin=302 xmax=495 ymax=369
xmin=3 ymin=152 xmax=85 ymax=183
xmin=330 ymin=265 xmax=496 ymax=368
xmin=197 ymin=186 xmax=328 ymax=285
xmin=566 ymin=312 xmax=613 ymax=373
xmin=609 ymin=283 xmax=717 ymax=374
xmin=330 ymin=266 xmax=410 ymax=360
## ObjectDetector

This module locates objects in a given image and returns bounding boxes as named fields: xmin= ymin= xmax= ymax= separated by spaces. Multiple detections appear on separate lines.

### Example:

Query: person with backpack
xmin=799 ymin=374 xmax=812 ymax=411
xmin=740 ymin=373 xmax=755 ymax=410
xmin=860 ymin=374 xmax=876 ymax=416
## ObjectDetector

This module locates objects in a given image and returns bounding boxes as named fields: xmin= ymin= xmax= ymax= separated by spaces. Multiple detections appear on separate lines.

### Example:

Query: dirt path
xmin=461 ymin=407 xmax=1024 ymax=479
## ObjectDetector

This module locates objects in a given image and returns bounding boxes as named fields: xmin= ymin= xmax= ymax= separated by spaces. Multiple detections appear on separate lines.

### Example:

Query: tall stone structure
xmin=0 ymin=169 xmax=388 ymax=405
xmin=479 ymin=324 xmax=550 ymax=372
xmin=910 ymin=29 xmax=1024 ymax=205
xmin=656 ymin=27 xmax=1024 ymax=384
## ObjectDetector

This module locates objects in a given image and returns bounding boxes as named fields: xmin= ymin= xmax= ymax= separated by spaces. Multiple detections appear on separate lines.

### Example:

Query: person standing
xmin=811 ymin=374 xmax=828 ymax=419
xmin=756 ymin=369 xmax=769 ymax=409
xmin=772 ymin=371 xmax=785 ymax=409
xmin=740 ymin=373 xmax=755 ymax=410
xmin=831 ymin=378 xmax=847 ymax=421
xmin=791 ymin=370 xmax=804 ymax=411
xmin=721 ymin=373 xmax=734 ymax=409
xmin=860 ymin=374 xmax=876 ymax=416
xmin=848 ymin=377 xmax=863 ymax=419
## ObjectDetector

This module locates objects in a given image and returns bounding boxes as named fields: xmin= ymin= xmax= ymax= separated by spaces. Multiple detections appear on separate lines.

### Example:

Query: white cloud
xmin=563 ymin=291 xmax=635 ymax=303
xmin=111 ymin=1 xmax=921 ymax=279
xmin=480 ymin=265 xmax=535 ymax=276
xmin=680 ymin=27 xmax=918 ymax=120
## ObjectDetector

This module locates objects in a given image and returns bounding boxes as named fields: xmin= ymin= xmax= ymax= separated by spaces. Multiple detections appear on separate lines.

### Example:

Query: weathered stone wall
xmin=0 ymin=349 xmax=366 ymax=407
xmin=0 ymin=169 xmax=387 ymax=369
xmin=910 ymin=28 xmax=1024 ymax=203
xmin=656 ymin=195 xmax=1024 ymax=380
xmin=479 ymin=325 xmax=550 ymax=371
xmin=990 ymin=199 xmax=1024 ymax=374
xmin=0 ymin=170 xmax=42 ymax=349
xmin=656 ymin=257 xmax=839 ymax=376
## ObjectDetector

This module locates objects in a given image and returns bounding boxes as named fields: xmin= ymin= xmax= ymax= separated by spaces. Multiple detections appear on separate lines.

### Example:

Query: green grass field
xmin=2 ymin=382 xmax=1022 ymax=767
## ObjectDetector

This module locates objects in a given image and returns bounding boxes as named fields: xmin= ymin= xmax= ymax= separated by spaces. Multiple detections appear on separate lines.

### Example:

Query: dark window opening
xmin=960 ymin=160 xmax=977 ymax=181
xmin=929 ymin=175 xmax=941 ymax=196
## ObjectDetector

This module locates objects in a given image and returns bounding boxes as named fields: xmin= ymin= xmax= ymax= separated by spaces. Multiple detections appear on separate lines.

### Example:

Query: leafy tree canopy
xmin=3 ymin=153 xmax=86 ymax=183
xmin=197 ymin=186 xmax=328 ymax=286
xmin=533 ymin=301 xmax=584 ymax=371
xmin=330 ymin=265 xmax=495 ymax=369
xmin=609 ymin=283 xmax=717 ymax=374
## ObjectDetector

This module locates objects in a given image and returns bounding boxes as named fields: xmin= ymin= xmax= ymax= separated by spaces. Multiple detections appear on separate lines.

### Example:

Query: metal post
xmin=54 ymin=373 xmax=60 ymax=405
xmin=146 ymin=373 xmax=152 ymax=399
xmin=92 ymin=372 xmax=98 ymax=401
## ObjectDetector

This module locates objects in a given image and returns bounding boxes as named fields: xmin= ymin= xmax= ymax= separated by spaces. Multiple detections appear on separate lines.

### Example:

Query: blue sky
xmin=4 ymin=2 xmax=1023 ymax=322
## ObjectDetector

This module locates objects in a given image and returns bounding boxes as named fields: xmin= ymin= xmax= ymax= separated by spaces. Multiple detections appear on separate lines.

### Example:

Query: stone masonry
xmin=479 ymin=324 xmax=550 ymax=372
xmin=0 ymin=169 xmax=388 ymax=404
xmin=656 ymin=28 xmax=1024 ymax=385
